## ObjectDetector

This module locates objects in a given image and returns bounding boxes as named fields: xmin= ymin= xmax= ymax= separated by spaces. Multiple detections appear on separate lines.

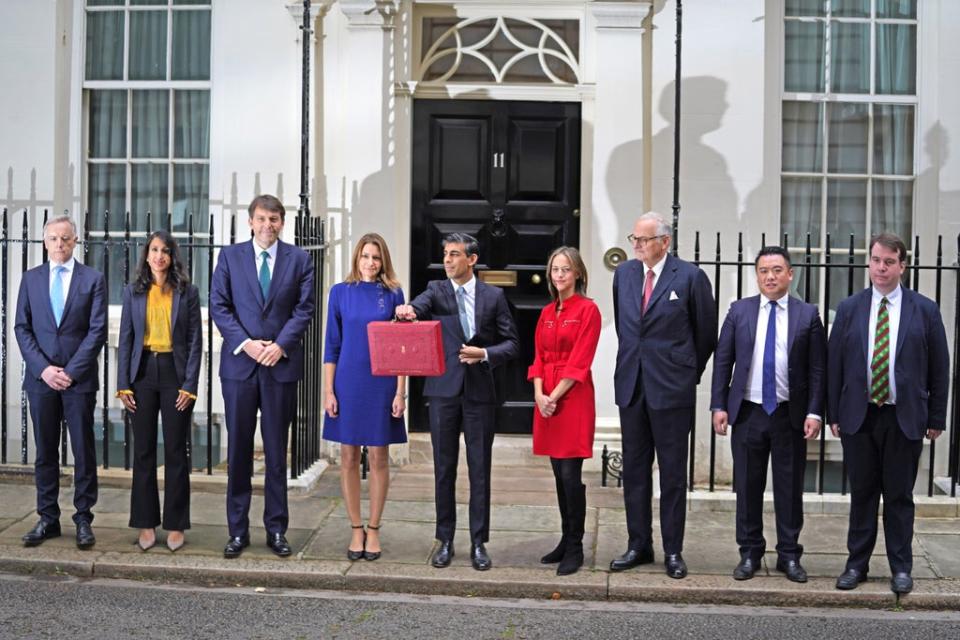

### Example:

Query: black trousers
xmin=428 ymin=395 xmax=495 ymax=544
xmin=129 ymin=351 xmax=191 ymax=530
xmin=28 ymin=388 xmax=98 ymax=525
xmin=732 ymin=401 xmax=806 ymax=563
xmin=841 ymin=404 xmax=923 ymax=575
xmin=618 ymin=395 xmax=692 ymax=555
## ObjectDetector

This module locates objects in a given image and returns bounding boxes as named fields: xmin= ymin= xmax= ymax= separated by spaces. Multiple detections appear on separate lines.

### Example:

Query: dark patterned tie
xmin=870 ymin=297 xmax=890 ymax=405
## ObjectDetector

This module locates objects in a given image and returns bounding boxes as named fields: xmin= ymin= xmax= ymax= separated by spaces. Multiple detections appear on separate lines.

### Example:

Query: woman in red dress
xmin=528 ymin=246 xmax=601 ymax=575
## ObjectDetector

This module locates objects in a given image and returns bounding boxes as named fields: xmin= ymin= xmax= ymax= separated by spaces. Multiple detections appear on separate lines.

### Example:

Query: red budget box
xmin=367 ymin=320 xmax=446 ymax=377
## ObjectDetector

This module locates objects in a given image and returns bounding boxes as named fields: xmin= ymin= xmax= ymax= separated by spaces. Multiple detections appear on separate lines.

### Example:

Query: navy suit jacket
xmin=710 ymin=295 xmax=826 ymax=430
xmin=117 ymin=283 xmax=203 ymax=394
xmin=827 ymin=287 xmax=949 ymax=440
xmin=409 ymin=278 xmax=520 ymax=402
xmin=14 ymin=261 xmax=107 ymax=394
xmin=210 ymin=239 xmax=315 ymax=383
xmin=613 ymin=254 xmax=717 ymax=410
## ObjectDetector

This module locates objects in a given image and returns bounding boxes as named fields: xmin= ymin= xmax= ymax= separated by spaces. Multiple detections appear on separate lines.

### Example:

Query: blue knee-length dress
xmin=322 ymin=281 xmax=407 ymax=446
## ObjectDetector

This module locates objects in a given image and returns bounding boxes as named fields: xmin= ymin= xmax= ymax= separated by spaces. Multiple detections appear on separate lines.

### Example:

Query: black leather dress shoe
xmin=471 ymin=543 xmax=492 ymax=571
xmin=776 ymin=558 xmax=808 ymax=583
xmin=664 ymin=553 xmax=688 ymax=579
xmin=733 ymin=557 xmax=758 ymax=581
xmin=223 ymin=534 xmax=250 ymax=559
xmin=22 ymin=520 xmax=61 ymax=547
xmin=890 ymin=572 xmax=913 ymax=595
xmin=266 ymin=532 xmax=292 ymax=557
xmin=431 ymin=540 xmax=454 ymax=568
xmin=835 ymin=568 xmax=868 ymax=590
xmin=75 ymin=521 xmax=96 ymax=550
xmin=609 ymin=546 xmax=655 ymax=572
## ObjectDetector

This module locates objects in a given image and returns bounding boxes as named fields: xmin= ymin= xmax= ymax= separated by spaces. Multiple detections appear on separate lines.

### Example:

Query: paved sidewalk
xmin=0 ymin=463 xmax=958 ymax=610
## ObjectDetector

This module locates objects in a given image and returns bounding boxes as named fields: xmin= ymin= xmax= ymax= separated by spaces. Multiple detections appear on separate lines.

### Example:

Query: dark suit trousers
xmin=222 ymin=368 xmax=295 ymax=537
xmin=28 ymin=388 xmax=98 ymax=525
xmin=618 ymin=395 xmax=692 ymax=555
xmin=841 ymin=404 xmax=923 ymax=575
xmin=732 ymin=401 xmax=805 ymax=563
xmin=129 ymin=352 xmax=191 ymax=531
xmin=428 ymin=396 xmax=496 ymax=544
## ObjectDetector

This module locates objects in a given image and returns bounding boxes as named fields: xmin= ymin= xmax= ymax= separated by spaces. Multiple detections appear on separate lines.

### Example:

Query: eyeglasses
xmin=626 ymin=234 xmax=666 ymax=246
xmin=550 ymin=266 xmax=575 ymax=275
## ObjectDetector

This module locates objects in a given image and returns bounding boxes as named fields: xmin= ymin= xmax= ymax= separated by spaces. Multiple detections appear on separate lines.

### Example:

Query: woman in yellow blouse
xmin=117 ymin=230 xmax=202 ymax=552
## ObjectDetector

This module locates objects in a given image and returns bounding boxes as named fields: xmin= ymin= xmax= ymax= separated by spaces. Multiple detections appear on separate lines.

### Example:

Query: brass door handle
xmin=531 ymin=273 xmax=542 ymax=285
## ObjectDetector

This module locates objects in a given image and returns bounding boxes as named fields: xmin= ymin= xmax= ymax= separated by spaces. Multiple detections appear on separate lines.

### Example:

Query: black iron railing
xmin=0 ymin=208 xmax=326 ymax=480
xmin=602 ymin=231 xmax=960 ymax=499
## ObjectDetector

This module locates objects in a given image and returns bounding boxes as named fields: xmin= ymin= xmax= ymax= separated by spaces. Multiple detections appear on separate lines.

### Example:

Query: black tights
xmin=550 ymin=457 xmax=584 ymax=495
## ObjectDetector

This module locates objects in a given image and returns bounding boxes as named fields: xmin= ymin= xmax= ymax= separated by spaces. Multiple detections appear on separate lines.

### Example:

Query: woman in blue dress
xmin=323 ymin=233 xmax=406 ymax=561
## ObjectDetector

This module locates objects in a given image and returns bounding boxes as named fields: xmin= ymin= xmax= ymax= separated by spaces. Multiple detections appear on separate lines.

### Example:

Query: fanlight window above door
xmin=419 ymin=16 xmax=581 ymax=85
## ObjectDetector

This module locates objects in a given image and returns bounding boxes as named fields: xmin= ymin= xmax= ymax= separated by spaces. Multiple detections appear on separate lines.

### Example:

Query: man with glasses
xmin=610 ymin=212 xmax=717 ymax=579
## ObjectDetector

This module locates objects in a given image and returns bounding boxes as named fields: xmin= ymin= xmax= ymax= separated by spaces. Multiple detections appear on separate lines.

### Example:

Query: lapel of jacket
xmin=264 ymin=240 xmax=292 ymax=311
xmin=170 ymin=287 xmax=181 ymax=330
xmin=37 ymin=264 xmax=57 ymax=328
xmin=59 ymin=262 xmax=83 ymax=325
xmin=744 ymin=296 xmax=760 ymax=356
xmin=630 ymin=260 xmax=645 ymax=317
xmin=135 ymin=287 xmax=148 ymax=334
xmin=856 ymin=288 xmax=872 ymax=364
xmin=242 ymin=240 xmax=266 ymax=307
xmin=473 ymin=278 xmax=486 ymax=340
xmin=786 ymin=296 xmax=801 ymax=357
xmin=644 ymin=254 xmax=677 ymax=316
xmin=895 ymin=287 xmax=915 ymax=359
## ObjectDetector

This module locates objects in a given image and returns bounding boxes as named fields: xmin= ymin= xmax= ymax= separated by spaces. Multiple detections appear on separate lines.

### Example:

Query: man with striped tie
xmin=828 ymin=232 xmax=949 ymax=596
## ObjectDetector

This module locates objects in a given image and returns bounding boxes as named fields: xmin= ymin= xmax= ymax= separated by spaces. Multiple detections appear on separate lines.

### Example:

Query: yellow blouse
xmin=144 ymin=284 xmax=173 ymax=353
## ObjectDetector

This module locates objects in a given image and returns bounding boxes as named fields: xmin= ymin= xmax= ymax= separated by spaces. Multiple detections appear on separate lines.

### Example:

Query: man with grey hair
xmin=610 ymin=212 xmax=717 ymax=578
xmin=15 ymin=214 xmax=107 ymax=549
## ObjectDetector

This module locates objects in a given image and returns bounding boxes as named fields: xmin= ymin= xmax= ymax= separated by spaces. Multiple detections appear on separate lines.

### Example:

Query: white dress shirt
xmin=233 ymin=240 xmax=280 ymax=356
xmin=450 ymin=275 xmax=487 ymax=361
xmin=49 ymin=257 xmax=76 ymax=306
xmin=867 ymin=285 xmax=902 ymax=405
xmin=746 ymin=294 xmax=789 ymax=405
xmin=642 ymin=253 xmax=668 ymax=299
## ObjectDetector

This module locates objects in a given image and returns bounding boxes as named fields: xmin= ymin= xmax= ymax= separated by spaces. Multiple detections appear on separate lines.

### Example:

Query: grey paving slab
xmin=0 ymin=484 xmax=37 ymax=517
xmin=915 ymin=518 xmax=960 ymax=534
xmin=0 ymin=519 xmax=16 ymax=535
xmin=302 ymin=518 xmax=435 ymax=565
xmin=918 ymin=534 xmax=960 ymax=578
xmin=484 ymin=529 xmax=597 ymax=569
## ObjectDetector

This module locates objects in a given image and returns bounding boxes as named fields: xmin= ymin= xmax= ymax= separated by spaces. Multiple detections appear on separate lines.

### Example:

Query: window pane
xmin=174 ymin=0 xmax=210 ymax=4
xmin=172 ymin=10 xmax=211 ymax=80
xmin=876 ymin=24 xmax=916 ymax=95
xmin=174 ymin=91 xmax=210 ymax=158
xmin=827 ymin=254 xmax=866 ymax=317
xmin=173 ymin=164 xmax=209 ymax=231
xmin=131 ymin=0 xmax=168 ymax=5
xmin=872 ymin=180 xmax=913 ymax=242
xmin=785 ymin=0 xmax=826 ymax=17
xmin=873 ymin=105 xmax=914 ymax=176
xmin=85 ymin=11 xmax=124 ymax=80
xmin=827 ymin=179 xmax=867 ymax=247
xmin=782 ymin=102 xmax=824 ymax=172
xmin=785 ymin=21 xmax=825 ymax=92
xmin=831 ymin=0 xmax=869 ymax=17
xmin=132 ymin=164 xmax=169 ymax=229
xmin=88 ymin=164 xmax=126 ymax=229
xmin=876 ymin=0 xmax=916 ymax=19
xmin=132 ymin=90 xmax=169 ymax=158
xmin=788 ymin=251 xmax=822 ymax=305
xmin=129 ymin=11 xmax=167 ymax=80
xmin=781 ymin=178 xmax=823 ymax=246
xmin=89 ymin=90 xmax=127 ymax=158
xmin=87 ymin=244 xmax=128 ymax=304
xmin=87 ymin=0 xmax=124 ymax=7
xmin=827 ymin=103 xmax=868 ymax=173
xmin=831 ymin=21 xmax=869 ymax=93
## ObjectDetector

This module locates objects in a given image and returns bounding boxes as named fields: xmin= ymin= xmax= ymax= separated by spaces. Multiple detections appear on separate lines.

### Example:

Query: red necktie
xmin=642 ymin=269 xmax=655 ymax=314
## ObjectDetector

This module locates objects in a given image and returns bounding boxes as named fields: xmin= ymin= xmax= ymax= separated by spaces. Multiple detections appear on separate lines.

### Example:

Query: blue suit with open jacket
xmin=409 ymin=278 xmax=519 ymax=544
xmin=14 ymin=261 xmax=107 ymax=526
xmin=117 ymin=282 xmax=202 ymax=530
xmin=710 ymin=294 xmax=826 ymax=563
xmin=210 ymin=239 xmax=315 ymax=537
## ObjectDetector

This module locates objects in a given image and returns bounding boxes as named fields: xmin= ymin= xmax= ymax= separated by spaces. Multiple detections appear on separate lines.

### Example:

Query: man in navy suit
xmin=15 ymin=214 xmax=107 ymax=549
xmin=211 ymin=195 xmax=315 ymax=559
xmin=610 ymin=212 xmax=717 ymax=579
xmin=829 ymin=233 xmax=948 ymax=596
xmin=711 ymin=246 xmax=826 ymax=583
xmin=395 ymin=232 xmax=519 ymax=571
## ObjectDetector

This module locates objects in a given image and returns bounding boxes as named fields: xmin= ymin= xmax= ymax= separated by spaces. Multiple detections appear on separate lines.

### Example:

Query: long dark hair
xmin=132 ymin=230 xmax=190 ymax=294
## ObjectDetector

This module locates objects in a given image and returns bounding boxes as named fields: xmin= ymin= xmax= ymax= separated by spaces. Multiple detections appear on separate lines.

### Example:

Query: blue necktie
xmin=456 ymin=286 xmax=472 ymax=340
xmin=51 ymin=265 xmax=66 ymax=326
xmin=259 ymin=250 xmax=271 ymax=299
xmin=762 ymin=300 xmax=778 ymax=415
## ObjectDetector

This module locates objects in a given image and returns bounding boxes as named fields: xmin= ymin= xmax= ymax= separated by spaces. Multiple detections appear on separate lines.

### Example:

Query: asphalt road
xmin=1 ymin=573 xmax=958 ymax=640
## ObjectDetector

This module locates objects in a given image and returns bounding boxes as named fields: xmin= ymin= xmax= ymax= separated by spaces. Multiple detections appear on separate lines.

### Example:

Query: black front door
xmin=409 ymin=98 xmax=581 ymax=434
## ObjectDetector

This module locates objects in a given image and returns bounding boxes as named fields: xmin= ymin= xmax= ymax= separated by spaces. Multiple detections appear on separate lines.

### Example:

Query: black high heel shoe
xmin=347 ymin=524 xmax=365 ymax=561
xmin=363 ymin=523 xmax=381 ymax=561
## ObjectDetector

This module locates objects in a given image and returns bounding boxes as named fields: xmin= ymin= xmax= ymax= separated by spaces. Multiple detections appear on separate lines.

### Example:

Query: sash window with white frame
xmin=781 ymin=0 xmax=916 ymax=314
xmin=84 ymin=0 xmax=211 ymax=303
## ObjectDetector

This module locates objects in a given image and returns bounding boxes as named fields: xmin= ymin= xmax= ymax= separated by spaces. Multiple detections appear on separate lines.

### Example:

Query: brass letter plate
xmin=478 ymin=270 xmax=517 ymax=287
